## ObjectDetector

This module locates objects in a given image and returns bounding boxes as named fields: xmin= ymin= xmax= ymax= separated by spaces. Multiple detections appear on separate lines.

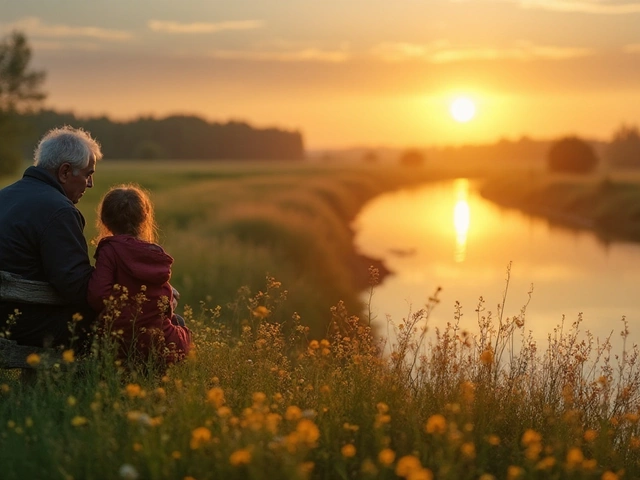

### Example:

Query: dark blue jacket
xmin=0 ymin=166 xmax=94 ymax=304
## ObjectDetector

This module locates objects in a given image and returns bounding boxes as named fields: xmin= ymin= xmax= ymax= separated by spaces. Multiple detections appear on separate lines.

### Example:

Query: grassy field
xmin=480 ymin=170 xmax=640 ymax=243
xmin=1 ymin=160 xmax=640 ymax=479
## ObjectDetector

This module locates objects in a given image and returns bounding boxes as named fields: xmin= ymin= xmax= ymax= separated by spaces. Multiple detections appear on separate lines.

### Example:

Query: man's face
xmin=58 ymin=155 xmax=96 ymax=204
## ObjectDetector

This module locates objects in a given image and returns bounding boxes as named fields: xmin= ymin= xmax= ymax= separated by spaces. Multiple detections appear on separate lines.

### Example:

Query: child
xmin=87 ymin=184 xmax=191 ymax=367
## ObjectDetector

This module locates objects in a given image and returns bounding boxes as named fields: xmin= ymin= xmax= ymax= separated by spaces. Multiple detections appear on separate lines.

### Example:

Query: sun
xmin=450 ymin=97 xmax=476 ymax=123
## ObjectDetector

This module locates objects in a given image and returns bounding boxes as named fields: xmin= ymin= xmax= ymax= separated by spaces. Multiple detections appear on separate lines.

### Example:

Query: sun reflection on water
xmin=453 ymin=178 xmax=470 ymax=263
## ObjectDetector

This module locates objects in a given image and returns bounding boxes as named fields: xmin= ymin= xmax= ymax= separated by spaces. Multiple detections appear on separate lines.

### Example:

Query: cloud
xmin=518 ymin=0 xmax=640 ymax=14
xmin=205 ymin=47 xmax=349 ymax=63
xmin=148 ymin=19 xmax=264 ymax=34
xmin=624 ymin=44 xmax=640 ymax=52
xmin=371 ymin=41 xmax=594 ymax=63
xmin=0 ymin=17 xmax=132 ymax=41
xmin=30 ymin=40 xmax=102 ymax=52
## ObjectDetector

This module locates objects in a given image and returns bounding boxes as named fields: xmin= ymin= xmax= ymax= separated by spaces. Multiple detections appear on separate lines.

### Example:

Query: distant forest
xmin=17 ymin=110 xmax=305 ymax=161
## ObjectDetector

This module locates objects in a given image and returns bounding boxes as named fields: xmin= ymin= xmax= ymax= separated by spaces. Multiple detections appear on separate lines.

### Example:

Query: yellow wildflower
xmin=125 ymin=384 xmax=142 ymax=398
xmin=71 ymin=416 xmax=88 ymax=427
xmin=566 ymin=447 xmax=584 ymax=468
xmin=460 ymin=442 xmax=476 ymax=460
xmin=395 ymin=455 xmax=422 ymax=478
xmin=190 ymin=427 xmax=212 ymax=449
xmin=341 ymin=444 xmax=356 ymax=458
xmin=252 ymin=392 xmax=266 ymax=405
xmin=487 ymin=434 xmax=501 ymax=446
xmin=309 ymin=340 xmax=319 ymax=350
xmin=425 ymin=414 xmax=447 ymax=434
xmin=536 ymin=456 xmax=556 ymax=470
xmin=296 ymin=419 xmax=320 ymax=445
xmin=480 ymin=347 xmax=494 ymax=365
xmin=206 ymin=387 xmax=225 ymax=408
xmin=229 ymin=449 xmax=251 ymax=466
xmin=171 ymin=450 xmax=181 ymax=459
xmin=153 ymin=387 xmax=166 ymax=399
xmin=67 ymin=396 xmax=77 ymax=407
xmin=378 ymin=448 xmax=396 ymax=466
xmin=602 ymin=472 xmax=619 ymax=480
xmin=407 ymin=469 xmax=433 ymax=480
xmin=285 ymin=405 xmax=302 ymax=421
xmin=479 ymin=475 xmax=496 ymax=480
xmin=26 ymin=353 xmax=40 ymax=367
xmin=62 ymin=349 xmax=75 ymax=363
xmin=521 ymin=429 xmax=542 ymax=447
xmin=507 ymin=465 xmax=524 ymax=480
xmin=252 ymin=306 xmax=269 ymax=319
xmin=217 ymin=406 xmax=232 ymax=418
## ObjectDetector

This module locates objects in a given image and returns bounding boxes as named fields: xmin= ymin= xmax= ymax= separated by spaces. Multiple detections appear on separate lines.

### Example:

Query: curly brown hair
xmin=95 ymin=184 xmax=158 ymax=244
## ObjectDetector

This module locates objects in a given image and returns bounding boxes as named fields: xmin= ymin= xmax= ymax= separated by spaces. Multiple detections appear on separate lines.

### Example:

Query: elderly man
xmin=0 ymin=126 xmax=102 ymax=352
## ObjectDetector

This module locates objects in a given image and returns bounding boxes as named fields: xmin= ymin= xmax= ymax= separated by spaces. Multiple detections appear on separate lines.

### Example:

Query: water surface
xmin=353 ymin=179 xmax=640 ymax=352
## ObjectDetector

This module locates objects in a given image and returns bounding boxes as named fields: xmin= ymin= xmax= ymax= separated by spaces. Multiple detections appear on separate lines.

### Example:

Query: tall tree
xmin=0 ymin=31 xmax=46 ymax=175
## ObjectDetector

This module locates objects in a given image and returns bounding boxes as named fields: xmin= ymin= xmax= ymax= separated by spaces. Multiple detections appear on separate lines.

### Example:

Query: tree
xmin=547 ymin=136 xmax=598 ymax=174
xmin=399 ymin=149 xmax=425 ymax=167
xmin=606 ymin=124 xmax=640 ymax=169
xmin=0 ymin=31 xmax=46 ymax=175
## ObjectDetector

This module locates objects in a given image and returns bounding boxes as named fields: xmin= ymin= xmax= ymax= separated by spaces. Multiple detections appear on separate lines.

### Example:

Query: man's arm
xmin=39 ymin=207 xmax=94 ymax=304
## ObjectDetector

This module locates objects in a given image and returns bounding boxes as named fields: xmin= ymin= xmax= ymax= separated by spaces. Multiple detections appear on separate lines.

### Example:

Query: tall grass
xmin=1 ymin=267 xmax=639 ymax=479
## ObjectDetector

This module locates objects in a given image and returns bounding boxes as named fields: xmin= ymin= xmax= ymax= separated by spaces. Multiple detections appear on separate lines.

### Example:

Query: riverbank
xmin=479 ymin=172 xmax=640 ymax=243
xmin=49 ymin=160 xmax=480 ymax=337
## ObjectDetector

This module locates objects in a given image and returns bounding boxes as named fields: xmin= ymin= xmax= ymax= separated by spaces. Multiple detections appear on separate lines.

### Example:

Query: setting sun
xmin=450 ymin=97 xmax=476 ymax=123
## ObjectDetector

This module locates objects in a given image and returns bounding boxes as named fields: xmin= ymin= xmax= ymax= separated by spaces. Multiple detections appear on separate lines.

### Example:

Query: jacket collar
xmin=23 ymin=166 xmax=68 ymax=198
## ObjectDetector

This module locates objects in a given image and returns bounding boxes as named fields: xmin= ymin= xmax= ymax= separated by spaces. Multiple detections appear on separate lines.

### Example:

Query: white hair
xmin=34 ymin=126 xmax=103 ymax=171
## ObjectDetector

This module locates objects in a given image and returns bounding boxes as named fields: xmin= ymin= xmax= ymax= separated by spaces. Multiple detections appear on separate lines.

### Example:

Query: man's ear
xmin=57 ymin=163 xmax=72 ymax=183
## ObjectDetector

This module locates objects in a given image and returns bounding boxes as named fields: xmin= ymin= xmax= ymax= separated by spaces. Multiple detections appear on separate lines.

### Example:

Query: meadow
xmin=1 ymin=160 xmax=640 ymax=480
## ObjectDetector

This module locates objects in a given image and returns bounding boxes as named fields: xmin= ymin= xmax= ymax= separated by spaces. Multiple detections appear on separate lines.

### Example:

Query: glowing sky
xmin=2 ymin=0 xmax=640 ymax=149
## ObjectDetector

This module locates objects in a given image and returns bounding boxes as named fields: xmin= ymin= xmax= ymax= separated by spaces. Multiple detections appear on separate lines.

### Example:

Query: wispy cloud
xmin=518 ymin=0 xmax=640 ymax=14
xmin=148 ymin=19 xmax=264 ymax=34
xmin=30 ymin=40 xmax=102 ymax=52
xmin=0 ymin=16 xmax=132 ymax=40
xmin=206 ymin=47 xmax=349 ymax=63
xmin=371 ymin=40 xmax=594 ymax=63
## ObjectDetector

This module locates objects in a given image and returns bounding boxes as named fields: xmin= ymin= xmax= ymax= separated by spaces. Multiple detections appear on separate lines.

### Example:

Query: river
xmin=353 ymin=178 xmax=640 ymax=355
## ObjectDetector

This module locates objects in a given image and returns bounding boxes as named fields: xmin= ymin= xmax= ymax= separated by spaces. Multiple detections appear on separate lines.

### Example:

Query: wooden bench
xmin=0 ymin=337 xmax=64 ymax=386
xmin=0 ymin=271 xmax=68 ymax=379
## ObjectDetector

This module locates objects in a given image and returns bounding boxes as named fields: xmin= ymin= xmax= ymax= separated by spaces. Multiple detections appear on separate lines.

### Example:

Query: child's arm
xmin=87 ymin=244 xmax=117 ymax=312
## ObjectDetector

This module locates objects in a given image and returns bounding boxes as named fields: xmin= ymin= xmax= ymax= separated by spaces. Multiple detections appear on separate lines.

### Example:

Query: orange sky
xmin=2 ymin=0 xmax=640 ymax=149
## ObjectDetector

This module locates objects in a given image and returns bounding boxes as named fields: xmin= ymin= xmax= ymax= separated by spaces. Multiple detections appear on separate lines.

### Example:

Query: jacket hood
xmin=96 ymin=235 xmax=173 ymax=286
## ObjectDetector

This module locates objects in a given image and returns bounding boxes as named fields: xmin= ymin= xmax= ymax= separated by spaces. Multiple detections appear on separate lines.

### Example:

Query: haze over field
xmin=2 ymin=0 xmax=640 ymax=149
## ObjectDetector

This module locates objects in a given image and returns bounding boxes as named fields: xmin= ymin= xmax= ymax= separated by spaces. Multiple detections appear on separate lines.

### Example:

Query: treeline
xmin=18 ymin=110 xmax=305 ymax=161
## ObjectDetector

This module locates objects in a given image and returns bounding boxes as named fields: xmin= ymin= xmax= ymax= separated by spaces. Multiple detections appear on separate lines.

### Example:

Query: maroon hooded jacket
xmin=87 ymin=235 xmax=191 ymax=365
